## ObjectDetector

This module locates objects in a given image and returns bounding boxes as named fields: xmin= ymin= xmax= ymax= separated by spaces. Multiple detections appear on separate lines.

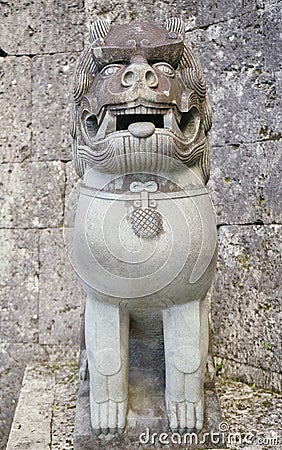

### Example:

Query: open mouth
xmin=81 ymin=104 xmax=200 ymax=143
xmin=114 ymin=105 xmax=168 ymax=136
xmin=116 ymin=113 xmax=164 ymax=131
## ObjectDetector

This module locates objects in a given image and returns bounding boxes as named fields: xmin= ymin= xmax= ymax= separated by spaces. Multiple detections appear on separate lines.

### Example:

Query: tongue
xmin=128 ymin=122 xmax=155 ymax=138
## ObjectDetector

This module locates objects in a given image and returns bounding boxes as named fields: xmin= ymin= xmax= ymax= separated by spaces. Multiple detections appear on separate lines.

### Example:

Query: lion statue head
xmin=71 ymin=18 xmax=212 ymax=183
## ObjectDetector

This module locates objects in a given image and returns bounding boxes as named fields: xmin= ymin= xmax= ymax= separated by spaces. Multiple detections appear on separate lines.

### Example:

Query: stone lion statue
xmin=71 ymin=17 xmax=217 ymax=435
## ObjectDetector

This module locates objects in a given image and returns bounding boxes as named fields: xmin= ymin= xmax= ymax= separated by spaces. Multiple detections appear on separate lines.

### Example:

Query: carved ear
xmin=164 ymin=17 xmax=185 ymax=38
xmin=89 ymin=19 xmax=111 ymax=43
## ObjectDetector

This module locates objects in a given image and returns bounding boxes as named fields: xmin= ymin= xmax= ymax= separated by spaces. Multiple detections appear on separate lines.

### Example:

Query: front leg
xmin=85 ymin=294 xmax=129 ymax=435
xmin=163 ymin=299 xmax=209 ymax=432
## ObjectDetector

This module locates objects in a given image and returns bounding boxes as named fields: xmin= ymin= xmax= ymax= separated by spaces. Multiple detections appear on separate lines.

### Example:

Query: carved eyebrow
xmin=91 ymin=46 xmax=136 ymax=67
xmin=141 ymin=41 xmax=184 ymax=66
xmin=91 ymin=39 xmax=184 ymax=68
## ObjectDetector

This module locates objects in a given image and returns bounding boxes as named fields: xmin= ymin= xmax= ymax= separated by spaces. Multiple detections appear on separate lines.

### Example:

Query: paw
xmin=166 ymin=399 xmax=203 ymax=433
xmin=90 ymin=398 xmax=128 ymax=435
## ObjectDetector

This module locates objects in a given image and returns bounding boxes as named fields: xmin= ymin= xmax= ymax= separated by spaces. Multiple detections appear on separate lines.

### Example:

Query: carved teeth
xmin=92 ymin=106 xmax=185 ymax=138
xmin=164 ymin=109 xmax=183 ymax=138
xmin=111 ymin=106 xmax=168 ymax=115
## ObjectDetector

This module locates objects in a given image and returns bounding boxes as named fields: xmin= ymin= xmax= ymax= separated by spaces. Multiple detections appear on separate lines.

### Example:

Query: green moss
xmin=260 ymin=125 xmax=269 ymax=137
xmin=262 ymin=341 xmax=272 ymax=351
xmin=241 ymin=253 xmax=250 ymax=269
xmin=259 ymin=303 xmax=272 ymax=312
xmin=259 ymin=125 xmax=282 ymax=141
xmin=263 ymin=303 xmax=272 ymax=311
xmin=262 ymin=399 xmax=271 ymax=408
xmin=215 ymin=361 xmax=223 ymax=374
xmin=224 ymin=176 xmax=231 ymax=183
xmin=258 ymin=196 xmax=265 ymax=206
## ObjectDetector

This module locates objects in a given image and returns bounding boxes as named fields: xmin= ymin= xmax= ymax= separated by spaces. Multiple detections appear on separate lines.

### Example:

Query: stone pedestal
xmin=74 ymin=369 xmax=224 ymax=449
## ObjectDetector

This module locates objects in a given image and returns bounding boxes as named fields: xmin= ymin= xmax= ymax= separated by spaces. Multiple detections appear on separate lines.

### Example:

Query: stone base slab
xmin=74 ymin=369 xmax=224 ymax=449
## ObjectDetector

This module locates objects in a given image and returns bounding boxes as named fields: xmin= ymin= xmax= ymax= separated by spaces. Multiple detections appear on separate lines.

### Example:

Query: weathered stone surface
xmin=0 ymin=229 xmax=39 ymax=343
xmin=209 ymin=140 xmax=282 ymax=225
xmin=0 ymin=57 xmax=32 ymax=163
xmin=6 ymin=362 xmax=281 ymax=450
xmin=216 ymin=358 xmax=281 ymax=393
xmin=6 ymin=366 xmax=55 ymax=450
xmin=126 ymin=0 xmax=197 ymax=23
xmin=85 ymin=0 xmax=197 ymax=32
xmin=51 ymin=361 xmax=79 ymax=449
xmin=212 ymin=225 xmax=281 ymax=386
xmin=216 ymin=376 xmax=281 ymax=447
xmin=71 ymin=18 xmax=217 ymax=435
xmin=32 ymin=54 xmax=78 ymax=161
xmin=0 ymin=2 xmax=281 ymax=448
xmin=0 ymin=162 xmax=65 ymax=228
xmin=85 ymin=0 xmax=131 ymax=27
xmin=263 ymin=2 xmax=282 ymax=69
xmin=0 ymin=343 xmax=46 ymax=450
xmin=39 ymin=228 xmax=85 ymax=345
xmin=74 ymin=375 xmax=223 ymax=449
xmin=64 ymin=161 xmax=80 ymax=229
xmin=0 ymin=0 xmax=84 ymax=55
xmin=197 ymin=0 xmax=258 ymax=27
xmin=188 ymin=11 xmax=282 ymax=146
xmin=0 ymin=344 xmax=79 ymax=449
xmin=6 ymin=361 xmax=79 ymax=450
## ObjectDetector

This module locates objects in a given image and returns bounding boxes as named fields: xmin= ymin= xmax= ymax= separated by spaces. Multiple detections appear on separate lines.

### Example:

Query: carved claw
xmin=166 ymin=399 xmax=203 ymax=433
xmin=90 ymin=398 xmax=127 ymax=434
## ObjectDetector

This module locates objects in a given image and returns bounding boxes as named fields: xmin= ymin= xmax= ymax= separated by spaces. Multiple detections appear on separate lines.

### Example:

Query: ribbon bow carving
xmin=129 ymin=181 xmax=158 ymax=208
xmin=129 ymin=181 xmax=158 ymax=193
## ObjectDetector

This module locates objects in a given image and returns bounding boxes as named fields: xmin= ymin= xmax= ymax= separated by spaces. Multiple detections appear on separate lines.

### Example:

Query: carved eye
xmin=101 ymin=64 xmax=123 ymax=77
xmin=153 ymin=62 xmax=175 ymax=77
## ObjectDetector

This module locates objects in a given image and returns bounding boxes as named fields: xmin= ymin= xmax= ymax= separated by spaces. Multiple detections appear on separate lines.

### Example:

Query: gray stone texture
xmin=0 ymin=57 xmax=32 ymax=163
xmin=32 ymin=53 xmax=78 ymax=162
xmin=6 ymin=362 xmax=282 ymax=450
xmin=0 ymin=343 xmax=46 ymax=450
xmin=0 ymin=162 xmax=65 ymax=228
xmin=0 ymin=344 xmax=79 ymax=450
xmin=6 ymin=366 xmax=55 ymax=450
xmin=209 ymin=141 xmax=282 ymax=225
xmin=189 ymin=8 xmax=282 ymax=147
xmin=39 ymin=228 xmax=85 ymax=345
xmin=196 ymin=0 xmax=258 ymax=27
xmin=74 ymin=376 xmax=223 ymax=449
xmin=212 ymin=225 xmax=281 ymax=390
xmin=5 ymin=358 xmax=79 ymax=450
xmin=0 ymin=229 xmax=39 ymax=343
xmin=0 ymin=0 xmax=281 ymax=448
xmin=85 ymin=0 xmax=197 ymax=34
xmin=64 ymin=161 xmax=80 ymax=227
xmin=0 ymin=0 xmax=84 ymax=55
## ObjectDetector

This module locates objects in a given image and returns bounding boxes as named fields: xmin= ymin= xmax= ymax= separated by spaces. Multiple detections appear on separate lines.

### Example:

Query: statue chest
xmin=73 ymin=176 xmax=217 ymax=306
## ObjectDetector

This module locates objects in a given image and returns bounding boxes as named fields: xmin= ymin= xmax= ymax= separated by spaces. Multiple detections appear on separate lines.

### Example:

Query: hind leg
xmin=163 ymin=299 xmax=209 ymax=432
xmin=85 ymin=293 xmax=130 ymax=434
xmin=78 ymin=305 xmax=88 ymax=381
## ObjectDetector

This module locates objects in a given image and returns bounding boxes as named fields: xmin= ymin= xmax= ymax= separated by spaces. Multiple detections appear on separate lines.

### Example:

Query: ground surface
xmin=5 ymin=361 xmax=281 ymax=450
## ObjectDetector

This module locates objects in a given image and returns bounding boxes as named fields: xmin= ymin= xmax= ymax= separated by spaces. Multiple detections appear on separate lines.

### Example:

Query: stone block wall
xmin=0 ymin=0 xmax=281 ymax=447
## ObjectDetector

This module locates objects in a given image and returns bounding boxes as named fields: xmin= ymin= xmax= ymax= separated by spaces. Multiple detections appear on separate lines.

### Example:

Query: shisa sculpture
xmin=71 ymin=18 xmax=217 ymax=435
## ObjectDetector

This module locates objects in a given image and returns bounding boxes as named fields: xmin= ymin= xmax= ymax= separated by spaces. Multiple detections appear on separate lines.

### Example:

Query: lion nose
xmin=121 ymin=56 xmax=158 ymax=88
